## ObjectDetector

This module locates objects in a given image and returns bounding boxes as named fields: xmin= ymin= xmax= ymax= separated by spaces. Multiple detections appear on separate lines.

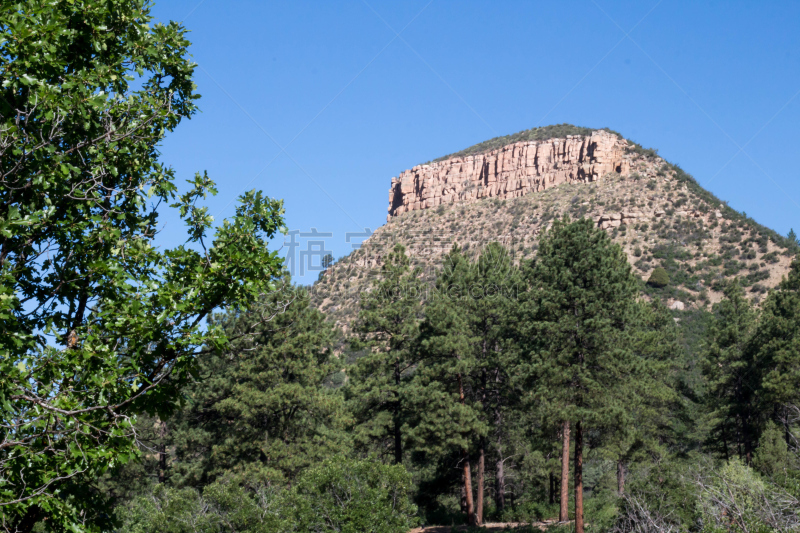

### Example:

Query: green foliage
xmin=116 ymin=479 xmax=287 ymax=533
xmin=697 ymin=459 xmax=799 ymax=533
xmin=752 ymin=257 xmax=800 ymax=408
xmin=788 ymin=229 xmax=799 ymax=251
xmin=116 ymin=460 xmax=417 ymax=533
xmin=647 ymin=267 xmax=671 ymax=288
xmin=432 ymin=124 xmax=622 ymax=162
xmin=166 ymin=279 xmax=351 ymax=488
xmin=0 ymin=2 xmax=285 ymax=529
xmin=290 ymin=457 xmax=418 ymax=533
xmin=347 ymin=244 xmax=424 ymax=462
xmin=702 ymin=280 xmax=760 ymax=460
xmin=523 ymin=217 xmax=646 ymax=428
xmin=753 ymin=422 xmax=794 ymax=482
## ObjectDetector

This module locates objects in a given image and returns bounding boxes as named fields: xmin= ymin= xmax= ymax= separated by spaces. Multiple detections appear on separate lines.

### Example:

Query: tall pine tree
xmin=166 ymin=278 xmax=351 ymax=487
xmin=753 ymin=257 xmax=800 ymax=411
xmin=409 ymin=245 xmax=484 ymax=525
xmin=348 ymin=244 xmax=423 ymax=464
xmin=523 ymin=217 xmax=643 ymax=533
xmin=702 ymin=279 xmax=759 ymax=462
xmin=410 ymin=243 xmax=521 ymax=525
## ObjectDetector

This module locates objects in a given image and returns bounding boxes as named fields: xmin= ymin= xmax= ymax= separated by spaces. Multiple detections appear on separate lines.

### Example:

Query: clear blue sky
xmin=150 ymin=0 xmax=800 ymax=285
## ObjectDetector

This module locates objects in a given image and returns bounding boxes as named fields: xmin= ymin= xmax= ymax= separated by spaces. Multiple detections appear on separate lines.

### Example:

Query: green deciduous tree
xmin=522 ymin=217 xmax=647 ymax=533
xmin=166 ymin=279 xmax=351 ymax=488
xmin=116 ymin=479 xmax=287 ymax=533
xmin=348 ymin=244 xmax=423 ymax=464
xmin=0 ymin=2 xmax=285 ymax=530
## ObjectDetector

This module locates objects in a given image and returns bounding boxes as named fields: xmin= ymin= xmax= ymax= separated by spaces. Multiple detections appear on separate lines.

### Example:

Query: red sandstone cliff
xmin=387 ymin=130 xmax=630 ymax=220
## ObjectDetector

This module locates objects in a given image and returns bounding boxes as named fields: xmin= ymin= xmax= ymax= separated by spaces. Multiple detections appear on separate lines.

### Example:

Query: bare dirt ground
xmin=410 ymin=520 xmax=560 ymax=532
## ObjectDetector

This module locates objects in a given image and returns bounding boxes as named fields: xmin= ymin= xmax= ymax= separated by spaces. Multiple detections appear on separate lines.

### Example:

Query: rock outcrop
xmin=387 ymin=130 xmax=630 ymax=220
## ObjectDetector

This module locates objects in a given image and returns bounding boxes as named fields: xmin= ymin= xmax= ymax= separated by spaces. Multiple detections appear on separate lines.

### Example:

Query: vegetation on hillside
xmin=2 ymin=2 xmax=799 ymax=532
xmin=431 ymin=124 xmax=623 ymax=162
xmin=101 ymin=222 xmax=800 ymax=533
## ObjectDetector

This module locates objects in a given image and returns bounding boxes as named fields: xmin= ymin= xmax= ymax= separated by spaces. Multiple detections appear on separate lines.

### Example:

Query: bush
xmin=696 ymin=459 xmax=800 ymax=533
xmin=290 ymin=458 xmax=418 ymax=533
xmin=116 ymin=479 xmax=288 ymax=533
xmin=647 ymin=267 xmax=670 ymax=288
xmin=116 ymin=459 xmax=416 ymax=533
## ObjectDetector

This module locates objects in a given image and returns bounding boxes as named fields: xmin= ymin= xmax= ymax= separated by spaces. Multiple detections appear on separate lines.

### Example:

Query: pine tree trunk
xmin=463 ymin=450 xmax=476 ymax=526
xmin=494 ymin=405 xmax=506 ymax=512
xmin=457 ymin=371 xmax=476 ymax=526
xmin=575 ymin=420 xmax=584 ymax=533
xmin=476 ymin=439 xmax=485 ymax=525
xmin=549 ymin=471 xmax=556 ymax=505
xmin=393 ymin=412 xmax=402 ymax=465
xmin=496 ymin=456 xmax=506 ymax=512
xmin=560 ymin=420 xmax=570 ymax=522
xmin=617 ymin=459 xmax=625 ymax=495
xmin=461 ymin=469 xmax=468 ymax=515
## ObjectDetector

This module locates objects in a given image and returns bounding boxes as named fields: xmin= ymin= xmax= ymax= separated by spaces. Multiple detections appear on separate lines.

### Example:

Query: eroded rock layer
xmin=387 ymin=130 xmax=630 ymax=220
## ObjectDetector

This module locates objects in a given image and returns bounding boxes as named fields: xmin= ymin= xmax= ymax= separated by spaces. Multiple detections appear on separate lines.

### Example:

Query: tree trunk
xmin=560 ymin=420 xmax=570 ymax=523
xmin=457 ymin=371 xmax=476 ymax=526
xmin=549 ymin=471 xmax=556 ymax=505
xmin=575 ymin=420 xmax=584 ymax=533
xmin=617 ymin=459 xmax=625 ymax=495
xmin=494 ymin=403 xmax=506 ymax=513
xmin=476 ymin=438 xmax=485 ymax=525
xmin=463 ymin=450 xmax=476 ymax=526
xmin=393 ymin=362 xmax=402 ymax=465
xmin=461 ymin=469 xmax=468 ymax=515
xmin=496 ymin=456 xmax=506 ymax=512
xmin=393 ymin=412 xmax=402 ymax=465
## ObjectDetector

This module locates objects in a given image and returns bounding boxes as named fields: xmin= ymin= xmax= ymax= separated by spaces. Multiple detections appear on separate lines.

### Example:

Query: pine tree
xmin=166 ymin=278 xmax=351 ymax=487
xmin=702 ymin=279 xmax=759 ymax=462
xmin=788 ymin=228 xmax=799 ymax=251
xmin=408 ymin=245 xmax=484 ymax=525
xmin=522 ymin=217 xmax=643 ymax=533
xmin=348 ymin=244 xmax=423 ymax=464
xmin=601 ymin=300 xmax=679 ymax=494
xmin=410 ymin=243 xmax=521 ymax=525
xmin=753 ymin=257 xmax=800 ymax=410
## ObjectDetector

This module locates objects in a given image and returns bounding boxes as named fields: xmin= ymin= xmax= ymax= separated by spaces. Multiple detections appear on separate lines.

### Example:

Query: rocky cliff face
xmin=312 ymin=128 xmax=795 ymax=330
xmin=387 ymin=130 xmax=629 ymax=220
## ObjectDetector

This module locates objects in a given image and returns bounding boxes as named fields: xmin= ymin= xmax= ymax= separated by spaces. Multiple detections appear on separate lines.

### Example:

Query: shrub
xmin=290 ymin=458 xmax=418 ymax=533
xmin=647 ymin=267 xmax=670 ymax=288
xmin=116 ymin=480 xmax=288 ymax=533
xmin=696 ymin=459 xmax=800 ymax=533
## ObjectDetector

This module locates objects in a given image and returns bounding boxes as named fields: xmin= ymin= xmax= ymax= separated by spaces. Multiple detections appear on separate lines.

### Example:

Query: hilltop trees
xmin=0 ymin=2 xmax=285 ymax=530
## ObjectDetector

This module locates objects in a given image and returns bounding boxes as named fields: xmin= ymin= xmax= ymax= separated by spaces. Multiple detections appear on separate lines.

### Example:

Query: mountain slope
xmin=311 ymin=127 xmax=795 ymax=330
